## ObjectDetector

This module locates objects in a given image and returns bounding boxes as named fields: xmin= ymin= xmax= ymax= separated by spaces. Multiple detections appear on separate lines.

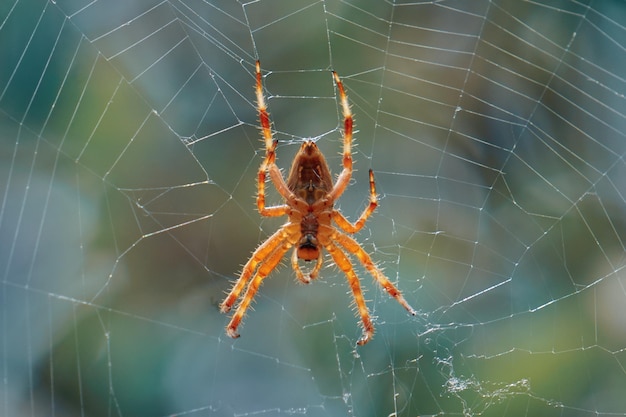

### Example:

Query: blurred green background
xmin=1 ymin=0 xmax=626 ymax=416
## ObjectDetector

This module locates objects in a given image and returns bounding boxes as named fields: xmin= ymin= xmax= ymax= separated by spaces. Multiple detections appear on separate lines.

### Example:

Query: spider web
xmin=2 ymin=0 xmax=626 ymax=416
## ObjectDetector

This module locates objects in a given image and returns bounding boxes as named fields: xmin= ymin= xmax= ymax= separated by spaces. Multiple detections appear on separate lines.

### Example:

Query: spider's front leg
xmin=327 ymin=70 xmax=354 ymax=202
xmin=256 ymin=60 xmax=274 ymax=153
xmin=256 ymin=142 xmax=290 ymax=217
xmin=255 ymin=61 xmax=301 ymax=212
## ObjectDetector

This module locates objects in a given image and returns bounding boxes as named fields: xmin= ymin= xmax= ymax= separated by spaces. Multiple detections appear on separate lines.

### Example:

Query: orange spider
xmin=220 ymin=61 xmax=416 ymax=345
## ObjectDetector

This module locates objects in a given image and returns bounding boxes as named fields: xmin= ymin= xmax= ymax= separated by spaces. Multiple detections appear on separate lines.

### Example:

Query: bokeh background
xmin=1 ymin=0 xmax=626 ymax=416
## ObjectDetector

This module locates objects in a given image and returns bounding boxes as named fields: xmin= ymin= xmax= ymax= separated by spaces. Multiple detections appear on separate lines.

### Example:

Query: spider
xmin=220 ymin=61 xmax=416 ymax=345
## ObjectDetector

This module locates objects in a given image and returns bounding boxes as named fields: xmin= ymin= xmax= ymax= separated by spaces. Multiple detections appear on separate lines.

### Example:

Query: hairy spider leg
xmin=225 ymin=232 xmax=296 ymax=339
xmin=220 ymin=226 xmax=295 ymax=313
xmin=321 ymin=236 xmax=374 ymax=345
xmin=256 ymin=60 xmax=273 ymax=152
xmin=331 ymin=169 xmax=378 ymax=233
xmin=330 ymin=229 xmax=417 ymax=317
xmin=255 ymin=62 xmax=289 ymax=217
xmin=326 ymin=71 xmax=354 ymax=203
xmin=255 ymin=61 xmax=304 ymax=209
xmin=256 ymin=141 xmax=289 ymax=217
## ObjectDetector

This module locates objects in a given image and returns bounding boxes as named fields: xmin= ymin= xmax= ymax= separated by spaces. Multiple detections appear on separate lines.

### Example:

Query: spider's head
xmin=300 ymin=140 xmax=319 ymax=154
xmin=297 ymin=234 xmax=320 ymax=262
xmin=287 ymin=140 xmax=333 ymax=198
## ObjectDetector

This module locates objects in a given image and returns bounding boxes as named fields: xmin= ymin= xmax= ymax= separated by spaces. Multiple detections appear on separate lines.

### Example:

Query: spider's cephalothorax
xmin=220 ymin=61 xmax=416 ymax=345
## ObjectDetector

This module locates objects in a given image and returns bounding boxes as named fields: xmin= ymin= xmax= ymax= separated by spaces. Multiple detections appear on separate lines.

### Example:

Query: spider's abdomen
xmin=297 ymin=235 xmax=319 ymax=261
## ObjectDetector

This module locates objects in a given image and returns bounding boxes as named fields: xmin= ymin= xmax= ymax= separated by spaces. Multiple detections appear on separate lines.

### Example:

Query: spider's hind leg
xmin=321 ymin=239 xmax=374 ymax=345
xmin=220 ymin=228 xmax=288 ymax=314
xmin=333 ymin=231 xmax=417 ymax=317
xmin=225 ymin=236 xmax=294 ymax=339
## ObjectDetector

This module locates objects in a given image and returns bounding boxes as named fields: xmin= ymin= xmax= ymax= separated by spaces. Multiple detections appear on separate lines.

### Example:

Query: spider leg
xmin=321 ymin=238 xmax=374 ymax=345
xmin=255 ymin=61 xmax=305 ymax=210
xmin=220 ymin=225 xmax=296 ymax=313
xmin=255 ymin=61 xmax=291 ymax=216
xmin=327 ymin=71 xmax=354 ymax=202
xmin=332 ymin=169 xmax=378 ymax=233
xmin=291 ymin=247 xmax=323 ymax=284
xmin=225 ymin=236 xmax=294 ymax=339
xmin=256 ymin=60 xmax=273 ymax=152
xmin=331 ymin=229 xmax=417 ymax=316
xmin=257 ymin=150 xmax=290 ymax=217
